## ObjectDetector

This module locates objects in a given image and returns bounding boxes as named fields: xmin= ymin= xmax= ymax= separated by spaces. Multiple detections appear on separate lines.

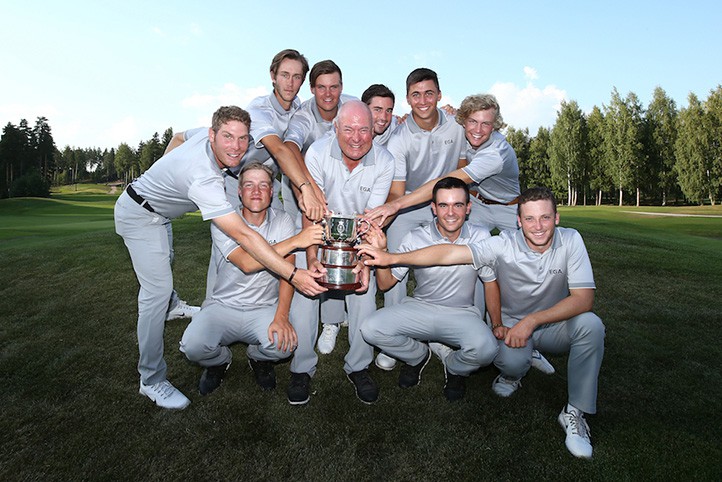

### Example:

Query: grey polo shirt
xmin=468 ymin=227 xmax=596 ymax=324
xmin=392 ymin=221 xmax=496 ymax=308
xmin=305 ymin=135 xmax=395 ymax=214
xmin=284 ymin=94 xmax=357 ymax=154
xmin=386 ymin=109 xmax=466 ymax=193
xmin=463 ymin=131 xmax=520 ymax=203
xmin=209 ymin=207 xmax=296 ymax=308
xmin=243 ymin=93 xmax=301 ymax=167
xmin=373 ymin=116 xmax=398 ymax=147
xmin=132 ymin=129 xmax=233 ymax=220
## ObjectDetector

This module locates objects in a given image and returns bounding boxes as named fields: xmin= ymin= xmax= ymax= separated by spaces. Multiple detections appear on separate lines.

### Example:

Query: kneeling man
xmin=360 ymin=187 xmax=604 ymax=458
xmin=180 ymin=163 xmax=323 ymax=395
xmin=361 ymin=177 xmax=499 ymax=401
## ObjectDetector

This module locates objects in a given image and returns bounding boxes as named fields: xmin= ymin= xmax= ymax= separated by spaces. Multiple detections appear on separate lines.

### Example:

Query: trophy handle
xmin=356 ymin=217 xmax=371 ymax=238
xmin=315 ymin=218 xmax=328 ymax=243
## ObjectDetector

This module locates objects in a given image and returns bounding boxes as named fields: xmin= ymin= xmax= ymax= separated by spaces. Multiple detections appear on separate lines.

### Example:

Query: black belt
xmin=470 ymin=191 xmax=520 ymax=206
xmin=126 ymin=184 xmax=155 ymax=213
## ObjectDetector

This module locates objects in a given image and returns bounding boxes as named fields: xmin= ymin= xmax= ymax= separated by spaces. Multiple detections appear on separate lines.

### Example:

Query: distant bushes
xmin=9 ymin=170 xmax=50 ymax=198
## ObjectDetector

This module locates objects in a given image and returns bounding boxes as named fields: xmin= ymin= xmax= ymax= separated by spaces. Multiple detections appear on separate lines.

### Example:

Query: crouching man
xmin=359 ymin=187 xmax=605 ymax=458
xmin=180 ymin=163 xmax=323 ymax=395
xmin=361 ymin=177 xmax=499 ymax=401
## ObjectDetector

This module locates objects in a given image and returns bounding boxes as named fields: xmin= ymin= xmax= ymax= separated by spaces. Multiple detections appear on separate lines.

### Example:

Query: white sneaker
xmin=531 ymin=349 xmax=555 ymax=374
xmin=375 ymin=353 xmax=397 ymax=371
xmin=558 ymin=406 xmax=593 ymax=458
xmin=429 ymin=342 xmax=453 ymax=365
xmin=317 ymin=324 xmax=340 ymax=354
xmin=166 ymin=300 xmax=200 ymax=321
xmin=491 ymin=374 xmax=521 ymax=397
xmin=139 ymin=379 xmax=190 ymax=410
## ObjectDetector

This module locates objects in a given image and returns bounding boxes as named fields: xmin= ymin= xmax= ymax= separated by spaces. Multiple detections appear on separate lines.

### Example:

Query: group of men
xmin=114 ymin=48 xmax=605 ymax=459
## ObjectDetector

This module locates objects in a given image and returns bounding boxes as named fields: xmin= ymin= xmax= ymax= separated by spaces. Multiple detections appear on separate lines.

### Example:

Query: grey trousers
xmin=361 ymin=297 xmax=498 ymax=376
xmin=289 ymin=254 xmax=376 ymax=376
xmin=494 ymin=312 xmax=605 ymax=414
xmin=468 ymin=198 xmax=518 ymax=233
xmin=179 ymin=302 xmax=292 ymax=367
xmin=114 ymin=192 xmax=182 ymax=385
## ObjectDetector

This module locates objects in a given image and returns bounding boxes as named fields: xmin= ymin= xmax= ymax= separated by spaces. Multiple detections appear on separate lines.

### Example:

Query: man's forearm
xmin=213 ymin=213 xmax=295 ymax=279
xmin=390 ymin=243 xmax=472 ymax=267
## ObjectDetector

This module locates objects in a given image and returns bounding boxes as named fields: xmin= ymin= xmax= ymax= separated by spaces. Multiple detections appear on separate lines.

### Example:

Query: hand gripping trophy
xmin=318 ymin=212 xmax=370 ymax=290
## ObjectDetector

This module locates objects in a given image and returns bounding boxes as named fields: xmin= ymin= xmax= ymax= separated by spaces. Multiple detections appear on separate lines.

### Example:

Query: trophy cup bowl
xmin=318 ymin=213 xmax=370 ymax=290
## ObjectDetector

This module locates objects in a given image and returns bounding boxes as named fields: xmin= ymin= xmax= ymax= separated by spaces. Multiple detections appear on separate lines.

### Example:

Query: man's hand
xmin=298 ymin=185 xmax=327 ymax=222
xmin=364 ymin=201 xmax=400 ymax=227
xmin=441 ymin=104 xmax=458 ymax=116
xmin=296 ymin=223 xmax=324 ymax=249
xmin=357 ymin=243 xmax=393 ymax=267
xmin=492 ymin=325 xmax=509 ymax=341
xmin=352 ymin=261 xmax=370 ymax=292
xmin=361 ymin=221 xmax=387 ymax=250
xmin=268 ymin=314 xmax=298 ymax=353
xmin=504 ymin=318 xmax=534 ymax=348
xmin=290 ymin=268 xmax=327 ymax=297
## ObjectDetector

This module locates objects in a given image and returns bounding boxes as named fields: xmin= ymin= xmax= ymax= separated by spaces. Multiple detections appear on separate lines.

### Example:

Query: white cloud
xmin=490 ymin=81 xmax=566 ymax=133
xmin=523 ymin=66 xmax=539 ymax=81
xmin=190 ymin=23 xmax=202 ymax=36
xmin=151 ymin=26 xmax=165 ymax=37
xmin=103 ymin=116 xmax=140 ymax=147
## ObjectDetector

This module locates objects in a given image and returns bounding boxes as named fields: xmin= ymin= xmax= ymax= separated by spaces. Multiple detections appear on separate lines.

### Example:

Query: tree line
xmin=1 ymin=84 xmax=720 ymax=205
xmin=507 ymin=85 xmax=722 ymax=206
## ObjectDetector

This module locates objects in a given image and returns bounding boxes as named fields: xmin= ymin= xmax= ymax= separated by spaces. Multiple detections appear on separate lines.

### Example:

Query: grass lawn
xmin=1 ymin=189 xmax=720 ymax=480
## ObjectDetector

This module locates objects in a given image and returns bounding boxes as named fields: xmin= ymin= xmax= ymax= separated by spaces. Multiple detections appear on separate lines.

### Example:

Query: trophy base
xmin=318 ymin=281 xmax=361 ymax=291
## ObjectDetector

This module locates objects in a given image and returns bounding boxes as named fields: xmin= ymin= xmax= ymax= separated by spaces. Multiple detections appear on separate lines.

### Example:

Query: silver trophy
xmin=318 ymin=213 xmax=370 ymax=290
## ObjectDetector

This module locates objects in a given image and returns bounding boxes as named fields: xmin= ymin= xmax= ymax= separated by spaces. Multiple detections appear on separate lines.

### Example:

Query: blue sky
xmin=1 ymin=0 xmax=720 ymax=150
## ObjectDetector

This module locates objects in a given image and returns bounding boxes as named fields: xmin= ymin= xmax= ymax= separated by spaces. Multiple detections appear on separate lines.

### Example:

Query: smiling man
xmin=288 ymin=100 xmax=394 ymax=405
xmin=377 ymin=68 xmax=466 ymax=314
xmin=114 ymin=106 xmax=325 ymax=410
xmin=180 ymin=163 xmax=324 ymax=396
xmin=360 ymin=177 xmax=500 ymax=402
xmin=358 ymin=186 xmax=605 ymax=458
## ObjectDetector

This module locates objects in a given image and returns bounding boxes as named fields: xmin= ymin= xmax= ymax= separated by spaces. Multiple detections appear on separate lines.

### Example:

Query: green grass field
xmin=1 ymin=188 xmax=720 ymax=480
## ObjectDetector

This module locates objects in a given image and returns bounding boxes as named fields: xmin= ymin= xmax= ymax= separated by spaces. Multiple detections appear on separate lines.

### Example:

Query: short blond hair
xmin=455 ymin=94 xmax=505 ymax=130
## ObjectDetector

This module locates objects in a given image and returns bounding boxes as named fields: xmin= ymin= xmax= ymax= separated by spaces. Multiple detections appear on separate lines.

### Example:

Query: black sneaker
xmin=199 ymin=362 xmax=230 ymax=395
xmin=347 ymin=369 xmax=379 ymax=404
xmin=398 ymin=348 xmax=431 ymax=389
xmin=287 ymin=372 xmax=312 ymax=405
xmin=248 ymin=358 xmax=276 ymax=391
xmin=443 ymin=368 xmax=467 ymax=401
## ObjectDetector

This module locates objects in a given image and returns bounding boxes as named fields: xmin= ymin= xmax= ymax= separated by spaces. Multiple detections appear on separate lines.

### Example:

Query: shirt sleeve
xmin=565 ymin=230 xmax=596 ymax=289
xmin=284 ymin=109 xmax=313 ymax=150
xmin=248 ymin=105 xmax=280 ymax=148
xmin=188 ymin=175 xmax=235 ymax=221
xmin=462 ymin=147 xmax=504 ymax=184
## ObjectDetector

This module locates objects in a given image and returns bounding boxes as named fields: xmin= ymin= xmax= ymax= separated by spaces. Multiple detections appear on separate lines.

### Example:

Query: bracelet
xmin=288 ymin=267 xmax=298 ymax=283
xmin=492 ymin=324 xmax=503 ymax=330
xmin=297 ymin=181 xmax=311 ymax=190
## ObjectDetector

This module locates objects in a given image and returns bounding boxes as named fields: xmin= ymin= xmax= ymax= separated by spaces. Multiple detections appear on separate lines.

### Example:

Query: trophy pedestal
xmin=319 ymin=245 xmax=360 ymax=291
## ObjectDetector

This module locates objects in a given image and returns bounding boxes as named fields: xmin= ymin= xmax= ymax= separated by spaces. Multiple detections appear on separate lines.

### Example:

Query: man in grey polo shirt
xmin=114 ymin=106 xmax=326 ymax=410
xmin=359 ymin=186 xmax=605 ymax=459
xmin=180 ymin=163 xmax=324 ymax=396
xmin=361 ymin=177 xmax=500 ymax=401
xmin=318 ymin=83 xmax=400 ymax=355
xmin=366 ymin=93 xmax=520 ymax=232
xmin=283 ymin=60 xmax=357 ymax=355
xmin=287 ymin=100 xmax=394 ymax=405
xmin=365 ymin=93 xmax=554 ymax=375
xmin=381 ymin=68 xmax=466 ymax=309
xmin=363 ymin=83 xmax=398 ymax=147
